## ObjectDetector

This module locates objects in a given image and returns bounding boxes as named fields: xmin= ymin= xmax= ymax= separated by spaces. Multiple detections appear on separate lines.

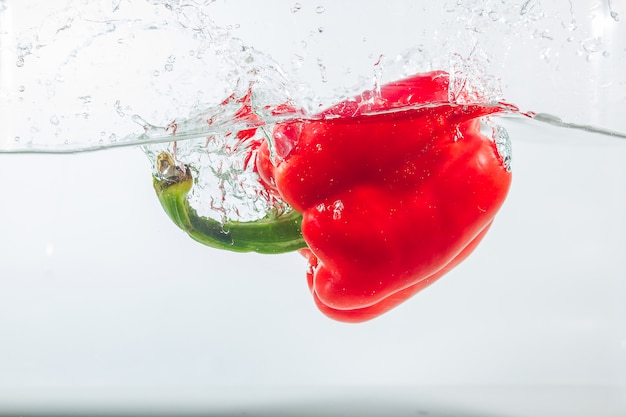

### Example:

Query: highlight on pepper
xmin=153 ymin=70 xmax=513 ymax=323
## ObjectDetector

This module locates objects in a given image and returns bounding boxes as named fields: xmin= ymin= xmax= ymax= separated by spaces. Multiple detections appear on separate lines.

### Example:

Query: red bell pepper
xmin=153 ymin=71 xmax=512 ymax=322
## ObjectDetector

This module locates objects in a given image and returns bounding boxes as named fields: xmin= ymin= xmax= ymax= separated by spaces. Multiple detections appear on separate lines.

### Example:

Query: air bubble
xmin=50 ymin=115 xmax=60 ymax=125
xmin=291 ymin=2 xmax=301 ymax=13
xmin=493 ymin=124 xmax=512 ymax=171
xmin=316 ymin=6 xmax=325 ymax=14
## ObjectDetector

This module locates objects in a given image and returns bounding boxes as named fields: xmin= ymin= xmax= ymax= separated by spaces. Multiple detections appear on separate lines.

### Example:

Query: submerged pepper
xmin=154 ymin=71 xmax=512 ymax=322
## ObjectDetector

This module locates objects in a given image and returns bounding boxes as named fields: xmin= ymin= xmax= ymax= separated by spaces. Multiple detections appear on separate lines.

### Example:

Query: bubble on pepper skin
xmin=332 ymin=200 xmax=344 ymax=220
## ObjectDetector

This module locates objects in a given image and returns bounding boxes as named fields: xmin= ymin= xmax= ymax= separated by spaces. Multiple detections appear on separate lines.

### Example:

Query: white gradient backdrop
xmin=0 ymin=1 xmax=625 ymax=416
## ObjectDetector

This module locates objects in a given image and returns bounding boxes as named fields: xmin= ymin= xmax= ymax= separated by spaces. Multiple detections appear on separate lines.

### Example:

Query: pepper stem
xmin=153 ymin=152 xmax=307 ymax=254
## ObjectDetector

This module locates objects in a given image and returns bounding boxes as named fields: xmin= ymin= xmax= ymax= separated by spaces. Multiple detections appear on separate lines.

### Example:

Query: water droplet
xmin=317 ymin=58 xmax=327 ymax=83
xmin=332 ymin=200 xmax=344 ymax=220
xmin=114 ymin=100 xmax=125 ymax=117
xmin=164 ymin=63 xmax=174 ymax=71
xmin=14 ymin=136 xmax=20 ymax=142
xmin=153 ymin=70 xmax=160 ymax=77
xmin=291 ymin=2 xmax=302 ymax=13
xmin=49 ymin=115 xmax=60 ymax=125
xmin=316 ymin=5 xmax=325 ymax=13
xmin=17 ymin=85 xmax=25 ymax=93
xmin=610 ymin=11 xmax=619 ymax=21
xmin=16 ymin=57 xmax=24 ymax=67
xmin=80 ymin=96 xmax=92 ymax=105
xmin=520 ymin=0 xmax=536 ymax=16
xmin=562 ymin=19 xmax=577 ymax=32
xmin=582 ymin=37 xmax=603 ymax=53
xmin=131 ymin=114 xmax=150 ymax=129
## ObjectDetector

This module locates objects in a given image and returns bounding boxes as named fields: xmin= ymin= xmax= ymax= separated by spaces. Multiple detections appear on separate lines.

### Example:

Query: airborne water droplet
xmin=582 ymin=37 xmax=603 ymax=53
xmin=317 ymin=58 xmax=328 ymax=82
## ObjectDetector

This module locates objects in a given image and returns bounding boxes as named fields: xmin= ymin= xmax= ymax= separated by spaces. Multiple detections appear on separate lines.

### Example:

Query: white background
xmin=0 ymin=1 xmax=625 ymax=416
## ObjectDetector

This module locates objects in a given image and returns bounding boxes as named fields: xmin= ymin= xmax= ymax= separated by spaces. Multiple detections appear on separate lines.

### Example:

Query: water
xmin=0 ymin=116 xmax=624 ymax=417
xmin=1 ymin=1 xmax=625 ymax=415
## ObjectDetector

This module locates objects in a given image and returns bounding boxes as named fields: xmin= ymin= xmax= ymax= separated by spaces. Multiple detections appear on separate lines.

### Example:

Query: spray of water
xmin=0 ymin=0 xmax=624 ymax=222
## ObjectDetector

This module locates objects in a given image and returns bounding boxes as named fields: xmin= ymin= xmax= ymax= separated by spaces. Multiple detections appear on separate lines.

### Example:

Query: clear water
xmin=1 ymin=1 xmax=625 ymax=416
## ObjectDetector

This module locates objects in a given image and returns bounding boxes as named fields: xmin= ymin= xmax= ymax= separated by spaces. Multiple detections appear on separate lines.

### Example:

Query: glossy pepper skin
xmin=256 ymin=71 xmax=512 ymax=322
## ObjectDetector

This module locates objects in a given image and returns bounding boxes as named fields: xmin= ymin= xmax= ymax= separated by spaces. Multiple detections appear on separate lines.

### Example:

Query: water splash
xmin=1 ymin=0 xmax=625 ymax=224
